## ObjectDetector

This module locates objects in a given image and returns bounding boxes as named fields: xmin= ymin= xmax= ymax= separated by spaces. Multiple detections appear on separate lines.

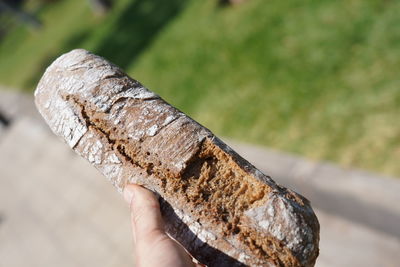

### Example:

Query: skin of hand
xmin=123 ymin=184 xmax=204 ymax=267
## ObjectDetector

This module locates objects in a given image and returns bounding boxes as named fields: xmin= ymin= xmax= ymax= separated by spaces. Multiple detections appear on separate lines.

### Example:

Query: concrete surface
xmin=0 ymin=117 xmax=133 ymax=267
xmin=0 ymin=91 xmax=399 ymax=267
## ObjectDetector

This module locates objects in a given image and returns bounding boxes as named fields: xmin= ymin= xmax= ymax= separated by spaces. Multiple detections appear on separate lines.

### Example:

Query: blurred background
xmin=0 ymin=0 xmax=399 ymax=266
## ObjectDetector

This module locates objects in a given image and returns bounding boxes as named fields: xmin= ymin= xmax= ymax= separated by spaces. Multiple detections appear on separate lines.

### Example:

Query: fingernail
xmin=123 ymin=186 xmax=134 ymax=204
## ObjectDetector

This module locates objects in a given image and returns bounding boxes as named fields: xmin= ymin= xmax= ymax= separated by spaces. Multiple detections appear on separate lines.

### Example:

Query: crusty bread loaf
xmin=34 ymin=49 xmax=319 ymax=267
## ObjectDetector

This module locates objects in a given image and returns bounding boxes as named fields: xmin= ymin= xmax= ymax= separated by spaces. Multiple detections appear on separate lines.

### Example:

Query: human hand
xmin=123 ymin=184 xmax=204 ymax=267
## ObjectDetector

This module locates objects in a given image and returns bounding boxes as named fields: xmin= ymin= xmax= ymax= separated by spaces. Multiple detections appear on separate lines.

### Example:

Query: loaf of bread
xmin=34 ymin=49 xmax=319 ymax=267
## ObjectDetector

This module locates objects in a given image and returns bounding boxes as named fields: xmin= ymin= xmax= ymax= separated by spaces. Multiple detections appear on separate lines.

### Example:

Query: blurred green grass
xmin=0 ymin=0 xmax=399 ymax=177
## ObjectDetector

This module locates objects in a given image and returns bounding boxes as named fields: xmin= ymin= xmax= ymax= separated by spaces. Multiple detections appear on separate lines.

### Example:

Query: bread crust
xmin=34 ymin=49 xmax=319 ymax=267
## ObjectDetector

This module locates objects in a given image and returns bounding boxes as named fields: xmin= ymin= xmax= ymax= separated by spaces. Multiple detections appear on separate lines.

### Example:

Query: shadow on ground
xmin=92 ymin=0 xmax=187 ymax=69
xmin=22 ymin=0 xmax=187 ymax=90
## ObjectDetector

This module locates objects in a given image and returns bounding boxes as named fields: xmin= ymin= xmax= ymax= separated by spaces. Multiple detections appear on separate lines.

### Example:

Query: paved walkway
xmin=0 ymin=91 xmax=399 ymax=267
xmin=0 ymin=117 xmax=133 ymax=267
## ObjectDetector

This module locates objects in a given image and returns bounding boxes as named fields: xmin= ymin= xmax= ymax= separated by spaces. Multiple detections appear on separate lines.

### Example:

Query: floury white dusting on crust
xmin=35 ymin=77 xmax=88 ymax=148
xmin=35 ymin=49 xmax=160 ymax=148
xmin=34 ymin=49 xmax=320 ymax=267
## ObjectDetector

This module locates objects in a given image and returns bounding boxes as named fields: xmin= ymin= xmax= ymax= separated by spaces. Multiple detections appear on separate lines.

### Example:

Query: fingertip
xmin=131 ymin=185 xmax=159 ymax=206
xmin=124 ymin=184 xmax=161 ymax=212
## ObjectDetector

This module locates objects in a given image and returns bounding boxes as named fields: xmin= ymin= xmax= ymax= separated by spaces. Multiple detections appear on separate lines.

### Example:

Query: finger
xmin=123 ymin=184 xmax=165 ymax=245
xmin=124 ymin=184 xmax=203 ymax=267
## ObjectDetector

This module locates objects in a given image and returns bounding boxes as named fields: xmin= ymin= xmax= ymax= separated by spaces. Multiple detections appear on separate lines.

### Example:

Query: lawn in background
xmin=1 ymin=0 xmax=399 ymax=177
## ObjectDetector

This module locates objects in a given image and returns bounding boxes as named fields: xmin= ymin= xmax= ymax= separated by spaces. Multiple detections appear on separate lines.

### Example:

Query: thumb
xmin=123 ymin=184 xmax=202 ymax=267
xmin=123 ymin=184 xmax=165 ymax=245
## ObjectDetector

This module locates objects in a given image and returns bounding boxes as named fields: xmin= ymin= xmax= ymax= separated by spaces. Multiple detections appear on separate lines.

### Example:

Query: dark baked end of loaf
xmin=34 ymin=49 xmax=319 ymax=267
